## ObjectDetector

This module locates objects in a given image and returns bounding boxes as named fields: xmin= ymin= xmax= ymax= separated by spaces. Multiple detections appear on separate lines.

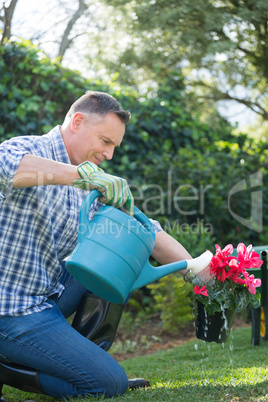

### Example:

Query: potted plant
xmin=185 ymin=243 xmax=263 ymax=343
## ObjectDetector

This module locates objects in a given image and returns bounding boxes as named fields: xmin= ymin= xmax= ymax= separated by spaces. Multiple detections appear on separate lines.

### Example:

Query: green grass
xmin=3 ymin=326 xmax=268 ymax=401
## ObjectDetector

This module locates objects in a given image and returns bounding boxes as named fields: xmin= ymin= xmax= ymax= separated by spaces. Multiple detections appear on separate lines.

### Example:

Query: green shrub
xmin=148 ymin=275 xmax=192 ymax=332
xmin=147 ymin=226 xmax=215 ymax=332
xmin=0 ymin=39 xmax=110 ymax=142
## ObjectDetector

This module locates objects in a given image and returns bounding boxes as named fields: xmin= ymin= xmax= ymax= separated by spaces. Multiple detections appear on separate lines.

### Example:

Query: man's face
xmin=68 ymin=112 xmax=125 ymax=166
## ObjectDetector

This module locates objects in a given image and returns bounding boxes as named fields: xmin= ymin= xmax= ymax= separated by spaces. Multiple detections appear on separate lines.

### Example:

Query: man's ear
xmin=71 ymin=112 xmax=86 ymax=133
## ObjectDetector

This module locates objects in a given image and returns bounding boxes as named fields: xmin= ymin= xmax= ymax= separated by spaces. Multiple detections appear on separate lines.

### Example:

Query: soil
xmin=111 ymin=315 xmax=250 ymax=362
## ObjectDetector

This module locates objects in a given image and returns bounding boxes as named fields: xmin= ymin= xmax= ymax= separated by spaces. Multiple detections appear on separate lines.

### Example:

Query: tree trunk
xmin=57 ymin=0 xmax=87 ymax=61
xmin=1 ymin=0 xmax=19 ymax=44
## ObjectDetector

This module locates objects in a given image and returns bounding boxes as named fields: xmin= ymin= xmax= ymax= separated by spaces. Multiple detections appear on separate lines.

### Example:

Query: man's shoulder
xmin=0 ymin=126 xmax=69 ymax=163
xmin=1 ymin=126 xmax=58 ymax=153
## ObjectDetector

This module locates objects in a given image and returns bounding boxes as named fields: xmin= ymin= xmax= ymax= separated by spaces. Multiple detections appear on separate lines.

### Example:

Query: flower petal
xmin=237 ymin=243 xmax=247 ymax=254
xmin=222 ymin=244 xmax=233 ymax=255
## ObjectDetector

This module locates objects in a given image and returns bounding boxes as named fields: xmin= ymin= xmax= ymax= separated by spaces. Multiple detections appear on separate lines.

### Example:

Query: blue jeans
xmin=0 ymin=265 xmax=128 ymax=398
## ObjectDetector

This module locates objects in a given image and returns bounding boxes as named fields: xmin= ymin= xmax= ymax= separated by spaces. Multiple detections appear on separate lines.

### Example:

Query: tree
xmin=4 ymin=0 xmax=268 ymax=124
xmin=1 ymin=0 xmax=114 ymax=65
xmin=0 ymin=0 xmax=19 ymax=44
xmin=57 ymin=0 xmax=87 ymax=61
xmin=100 ymin=0 xmax=268 ymax=121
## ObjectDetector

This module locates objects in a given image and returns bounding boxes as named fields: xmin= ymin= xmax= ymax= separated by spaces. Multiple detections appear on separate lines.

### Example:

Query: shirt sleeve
xmin=0 ymin=135 xmax=49 ymax=194
xmin=150 ymin=219 xmax=163 ymax=233
xmin=0 ymin=142 xmax=29 ymax=193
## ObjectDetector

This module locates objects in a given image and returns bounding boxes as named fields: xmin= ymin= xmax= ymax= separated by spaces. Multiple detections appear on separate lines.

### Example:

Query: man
xmin=0 ymin=91 xmax=192 ymax=399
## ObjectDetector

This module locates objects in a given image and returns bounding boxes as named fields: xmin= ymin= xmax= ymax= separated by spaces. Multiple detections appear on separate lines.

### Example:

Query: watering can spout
xmin=130 ymin=250 xmax=213 ymax=292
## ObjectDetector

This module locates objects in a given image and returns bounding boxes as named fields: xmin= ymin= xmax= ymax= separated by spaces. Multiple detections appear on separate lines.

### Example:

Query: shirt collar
xmin=48 ymin=125 xmax=71 ymax=165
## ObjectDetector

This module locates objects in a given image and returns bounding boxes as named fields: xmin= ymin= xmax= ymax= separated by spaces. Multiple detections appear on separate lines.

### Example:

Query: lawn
xmin=3 ymin=326 xmax=268 ymax=401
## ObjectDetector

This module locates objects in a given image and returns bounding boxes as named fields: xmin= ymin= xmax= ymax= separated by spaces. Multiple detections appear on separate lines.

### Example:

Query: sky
xmin=10 ymin=0 xmax=258 ymax=129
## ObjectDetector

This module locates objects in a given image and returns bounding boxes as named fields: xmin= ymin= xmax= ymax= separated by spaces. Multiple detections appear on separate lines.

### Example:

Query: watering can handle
xmin=78 ymin=189 xmax=155 ymax=241
xmin=78 ymin=190 xmax=100 ymax=241
xmin=133 ymin=207 xmax=155 ymax=241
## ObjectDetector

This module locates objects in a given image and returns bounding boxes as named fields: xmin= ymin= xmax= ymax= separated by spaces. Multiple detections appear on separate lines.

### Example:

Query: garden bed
xmin=110 ymin=313 xmax=250 ymax=361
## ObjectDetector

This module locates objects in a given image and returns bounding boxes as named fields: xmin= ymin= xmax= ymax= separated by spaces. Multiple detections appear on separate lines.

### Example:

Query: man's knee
xmin=98 ymin=363 xmax=128 ymax=397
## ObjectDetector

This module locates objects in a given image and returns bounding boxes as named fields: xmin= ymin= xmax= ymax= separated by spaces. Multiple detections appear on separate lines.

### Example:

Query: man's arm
xmin=151 ymin=230 xmax=192 ymax=276
xmin=13 ymin=154 xmax=80 ymax=188
xmin=12 ymin=155 xmax=134 ymax=216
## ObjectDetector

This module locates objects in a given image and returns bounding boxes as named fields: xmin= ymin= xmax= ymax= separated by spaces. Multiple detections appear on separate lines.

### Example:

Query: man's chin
xmin=94 ymin=157 xmax=103 ymax=165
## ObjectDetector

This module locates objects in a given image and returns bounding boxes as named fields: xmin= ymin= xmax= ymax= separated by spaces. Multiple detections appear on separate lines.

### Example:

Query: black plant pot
xmin=196 ymin=301 xmax=236 ymax=343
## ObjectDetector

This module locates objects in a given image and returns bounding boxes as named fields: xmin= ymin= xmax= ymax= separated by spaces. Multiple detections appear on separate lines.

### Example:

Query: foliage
xmin=103 ymin=0 xmax=268 ymax=122
xmin=147 ymin=225 xmax=215 ymax=332
xmin=0 ymin=39 xmax=110 ymax=142
xmin=105 ymin=72 xmax=234 ymax=177
xmin=147 ymin=275 xmax=192 ymax=332
xmin=1 ymin=39 xmax=267 ymax=332
xmin=132 ymin=135 xmax=268 ymax=247
xmin=185 ymin=243 xmax=262 ymax=315
xmin=3 ymin=0 xmax=268 ymax=127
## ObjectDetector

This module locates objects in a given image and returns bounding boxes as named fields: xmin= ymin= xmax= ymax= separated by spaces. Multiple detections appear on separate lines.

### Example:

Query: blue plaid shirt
xmin=0 ymin=126 xmax=162 ymax=316
xmin=0 ymin=126 xmax=92 ymax=316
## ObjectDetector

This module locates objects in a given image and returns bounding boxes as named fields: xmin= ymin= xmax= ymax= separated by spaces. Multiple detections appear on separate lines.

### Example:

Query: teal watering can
xmin=65 ymin=190 xmax=213 ymax=304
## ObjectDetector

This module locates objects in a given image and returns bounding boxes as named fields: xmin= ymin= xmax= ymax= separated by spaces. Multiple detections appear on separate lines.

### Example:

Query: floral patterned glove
xmin=73 ymin=161 xmax=134 ymax=217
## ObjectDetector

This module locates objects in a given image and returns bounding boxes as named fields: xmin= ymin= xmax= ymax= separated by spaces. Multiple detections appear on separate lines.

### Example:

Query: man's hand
xmin=73 ymin=161 xmax=134 ymax=216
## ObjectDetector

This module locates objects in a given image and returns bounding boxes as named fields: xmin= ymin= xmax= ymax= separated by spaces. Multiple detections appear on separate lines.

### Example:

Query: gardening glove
xmin=73 ymin=161 xmax=134 ymax=217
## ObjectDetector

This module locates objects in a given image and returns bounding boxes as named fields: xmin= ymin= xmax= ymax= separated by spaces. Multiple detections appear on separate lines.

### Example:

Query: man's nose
xmin=103 ymin=147 xmax=114 ymax=160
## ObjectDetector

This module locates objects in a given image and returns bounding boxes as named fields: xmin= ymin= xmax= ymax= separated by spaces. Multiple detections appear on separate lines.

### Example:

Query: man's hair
xmin=66 ymin=91 xmax=131 ymax=124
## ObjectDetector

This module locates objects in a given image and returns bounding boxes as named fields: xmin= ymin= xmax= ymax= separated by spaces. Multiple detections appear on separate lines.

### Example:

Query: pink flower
xmin=215 ymin=244 xmax=234 ymax=261
xmin=194 ymin=285 xmax=208 ymax=296
xmin=226 ymin=259 xmax=244 ymax=282
xmin=232 ymin=276 xmax=246 ymax=285
xmin=192 ymin=243 xmax=262 ymax=314
xmin=244 ymin=272 xmax=261 ymax=295
xmin=237 ymin=243 xmax=263 ymax=270
xmin=210 ymin=258 xmax=226 ymax=282
xmin=210 ymin=244 xmax=236 ymax=282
